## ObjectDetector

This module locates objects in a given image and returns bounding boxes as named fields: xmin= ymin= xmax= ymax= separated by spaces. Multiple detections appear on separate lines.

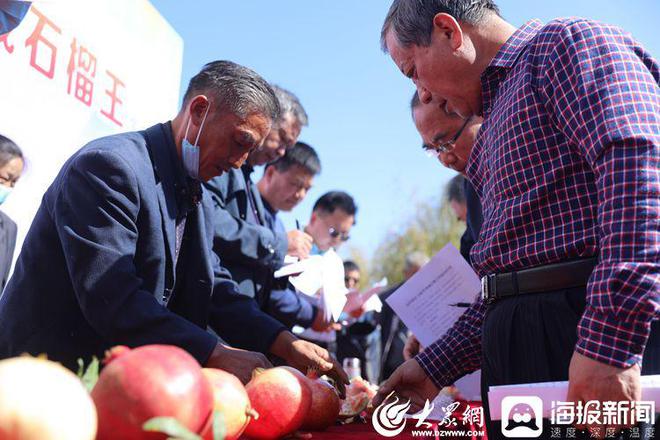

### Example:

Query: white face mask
xmin=0 ymin=185 xmax=11 ymax=205
xmin=182 ymin=103 xmax=210 ymax=180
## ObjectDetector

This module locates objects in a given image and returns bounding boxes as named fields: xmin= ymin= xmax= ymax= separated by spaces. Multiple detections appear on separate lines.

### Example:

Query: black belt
xmin=480 ymin=258 xmax=598 ymax=304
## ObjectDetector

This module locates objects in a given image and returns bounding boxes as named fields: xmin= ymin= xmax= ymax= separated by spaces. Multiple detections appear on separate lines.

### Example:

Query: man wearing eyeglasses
xmin=377 ymin=0 xmax=659 ymax=438
xmin=410 ymin=91 xmax=484 ymax=263
xmin=411 ymin=91 xmax=479 ymax=175
xmin=256 ymin=142 xmax=335 ymax=332
xmin=304 ymin=191 xmax=356 ymax=254
xmin=295 ymin=191 xmax=358 ymax=353
xmin=203 ymin=86 xmax=349 ymax=387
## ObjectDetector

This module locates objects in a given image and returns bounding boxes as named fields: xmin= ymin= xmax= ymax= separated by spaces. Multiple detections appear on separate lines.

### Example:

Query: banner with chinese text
xmin=0 ymin=0 xmax=183 ymax=265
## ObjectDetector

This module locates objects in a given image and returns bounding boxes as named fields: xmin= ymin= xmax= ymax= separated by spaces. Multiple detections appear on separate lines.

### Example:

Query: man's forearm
xmin=269 ymin=330 xmax=298 ymax=360
xmin=416 ymin=299 xmax=486 ymax=388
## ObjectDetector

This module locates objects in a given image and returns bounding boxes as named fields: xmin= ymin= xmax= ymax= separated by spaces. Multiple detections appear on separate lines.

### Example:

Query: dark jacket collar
xmin=145 ymin=122 xmax=200 ymax=219
xmin=261 ymin=196 xmax=277 ymax=217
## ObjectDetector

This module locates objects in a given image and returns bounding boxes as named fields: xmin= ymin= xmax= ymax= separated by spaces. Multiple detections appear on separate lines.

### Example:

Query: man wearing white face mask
xmin=204 ymin=85 xmax=313 ymax=306
xmin=0 ymin=61 xmax=349 ymax=388
xmin=0 ymin=134 xmax=24 ymax=291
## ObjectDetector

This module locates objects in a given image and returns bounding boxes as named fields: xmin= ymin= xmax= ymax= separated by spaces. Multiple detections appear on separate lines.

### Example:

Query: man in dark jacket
xmin=203 ymin=86 xmax=312 ymax=309
xmin=0 ymin=60 xmax=347 ymax=386
xmin=256 ymin=142 xmax=326 ymax=329
xmin=0 ymin=134 xmax=23 ymax=291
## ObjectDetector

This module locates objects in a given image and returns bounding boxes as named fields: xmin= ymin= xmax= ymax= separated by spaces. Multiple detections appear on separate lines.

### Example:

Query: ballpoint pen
xmin=449 ymin=302 xmax=471 ymax=307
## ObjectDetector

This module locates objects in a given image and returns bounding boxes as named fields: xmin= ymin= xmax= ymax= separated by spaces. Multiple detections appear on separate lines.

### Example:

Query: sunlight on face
xmin=311 ymin=209 xmax=354 ymax=251
xmin=385 ymin=25 xmax=480 ymax=118
xmin=198 ymin=110 xmax=272 ymax=182
xmin=264 ymin=164 xmax=314 ymax=212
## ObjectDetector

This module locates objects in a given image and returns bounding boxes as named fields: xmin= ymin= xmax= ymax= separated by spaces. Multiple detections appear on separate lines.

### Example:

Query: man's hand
xmin=287 ymin=230 xmax=313 ymax=260
xmin=205 ymin=343 xmax=272 ymax=384
xmin=373 ymin=359 xmax=439 ymax=413
xmin=403 ymin=334 xmax=423 ymax=361
xmin=567 ymin=351 xmax=641 ymax=439
xmin=270 ymin=331 xmax=349 ymax=398
xmin=348 ymin=306 xmax=366 ymax=319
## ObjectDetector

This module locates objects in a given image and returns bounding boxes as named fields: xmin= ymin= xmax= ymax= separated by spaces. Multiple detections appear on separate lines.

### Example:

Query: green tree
xmin=370 ymin=198 xmax=464 ymax=286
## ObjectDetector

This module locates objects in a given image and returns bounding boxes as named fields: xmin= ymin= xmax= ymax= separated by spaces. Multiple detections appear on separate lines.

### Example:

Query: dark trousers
xmin=480 ymin=286 xmax=658 ymax=440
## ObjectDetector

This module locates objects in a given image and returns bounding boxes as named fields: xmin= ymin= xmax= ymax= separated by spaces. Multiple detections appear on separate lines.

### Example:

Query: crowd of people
xmin=0 ymin=0 xmax=658 ymax=438
xmin=0 ymin=57 xmax=449 ymax=389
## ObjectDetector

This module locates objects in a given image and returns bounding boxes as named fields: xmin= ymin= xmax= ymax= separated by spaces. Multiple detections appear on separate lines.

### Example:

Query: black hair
xmin=343 ymin=260 xmax=360 ymax=274
xmin=0 ymin=135 xmax=23 ymax=168
xmin=446 ymin=174 xmax=466 ymax=204
xmin=267 ymin=141 xmax=321 ymax=176
xmin=313 ymin=191 xmax=358 ymax=220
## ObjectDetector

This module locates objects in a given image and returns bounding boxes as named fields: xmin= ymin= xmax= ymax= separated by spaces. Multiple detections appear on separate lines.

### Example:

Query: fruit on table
xmin=339 ymin=376 xmax=378 ymax=418
xmin=244 ymin=366 xmax=312 ymax=439
xmin=0 ymin=356 xmax=97 ymax=440
xmin=300 ymin=369 xmax=341 ymax=431
xmin=91 ymin=345 xmax=213 ymax=440
xmin=200 ymin=368 xmax=258 ymax=440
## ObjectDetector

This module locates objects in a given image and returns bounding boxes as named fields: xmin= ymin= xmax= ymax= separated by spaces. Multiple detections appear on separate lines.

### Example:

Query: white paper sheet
xmin=287 ymin=258 xmax=324 ymax=296
xmin=385 ymin=243 xmax=481 ymax=347
xmin=343 ymin=278 xmax=388 ymax=314
xmin=283 ymin=255 xmax=299 ymax=265
xmin=274 ymin=255 xmax=322 ymax=279
xmin=320 ymin=249 xmax=349 ymax=321
xmin=488 ymin=375 xmax=660 ymax=420
xmin=363 ymin=294 xmax=383 ymax=313
xmin=285 ymin=249 xmax=348 ymax=321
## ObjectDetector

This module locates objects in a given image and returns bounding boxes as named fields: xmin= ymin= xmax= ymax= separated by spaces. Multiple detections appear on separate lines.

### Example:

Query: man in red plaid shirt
xmin=375 ymin=1 xmax=659 ymax=438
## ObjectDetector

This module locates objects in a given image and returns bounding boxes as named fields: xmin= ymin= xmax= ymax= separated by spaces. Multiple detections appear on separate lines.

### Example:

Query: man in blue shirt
xmin=204 ymin=85 xmax=310 ymax=310
xmin=203 ymin=89 xmax=346 ymax=383
xmin=256 ymin=142 xmax=330 ymax=330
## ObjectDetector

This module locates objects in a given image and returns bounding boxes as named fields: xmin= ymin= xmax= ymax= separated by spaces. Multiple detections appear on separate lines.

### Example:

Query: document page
xmin=385 ymin=243 xmax=480 ymax=347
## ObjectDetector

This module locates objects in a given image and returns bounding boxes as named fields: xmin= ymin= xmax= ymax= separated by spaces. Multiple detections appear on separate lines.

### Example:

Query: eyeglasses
xmin=422 ymin=115 xmax=472 ymax=156
xmin=329 ymin=227 xmax=350 ymax=242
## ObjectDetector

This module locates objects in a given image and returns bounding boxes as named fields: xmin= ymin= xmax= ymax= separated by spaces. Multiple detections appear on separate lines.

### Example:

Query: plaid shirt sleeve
xmin=540 ymin=20 xmax=660 ymax=368
xmin=416 ymin=298 xmax=486 ymax=388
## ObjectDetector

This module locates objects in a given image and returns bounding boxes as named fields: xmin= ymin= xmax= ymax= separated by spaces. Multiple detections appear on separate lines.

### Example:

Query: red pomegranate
xmin=301 ymin=369 xmax=340 ymax=431
xmin=91 ymin=345 xmax=213 ymax=440
xmin=243 ymin=367 xmax=312 ymax=439
xmin=200 ymin=368 xmax=258 ymax=440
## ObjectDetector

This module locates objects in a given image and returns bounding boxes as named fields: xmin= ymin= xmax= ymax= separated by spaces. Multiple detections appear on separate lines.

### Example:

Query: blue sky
xmin=149 ymin=0 xmax=660 ymax=260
